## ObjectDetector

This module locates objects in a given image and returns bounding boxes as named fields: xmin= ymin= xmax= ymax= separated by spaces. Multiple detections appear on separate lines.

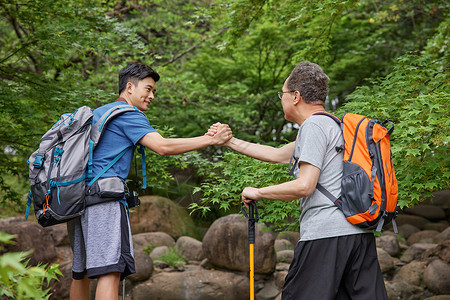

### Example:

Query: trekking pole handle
xmin=241 ymin=201 xmax=259 ymax=244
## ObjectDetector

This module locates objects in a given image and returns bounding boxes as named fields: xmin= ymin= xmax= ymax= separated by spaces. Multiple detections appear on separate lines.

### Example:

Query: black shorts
xmin=282 ymin=233 xmax=387 ymax=300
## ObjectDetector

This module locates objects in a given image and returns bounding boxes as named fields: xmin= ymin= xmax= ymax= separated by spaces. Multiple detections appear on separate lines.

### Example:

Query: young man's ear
xmin=126 ymin=81 xmax=134 ymax=94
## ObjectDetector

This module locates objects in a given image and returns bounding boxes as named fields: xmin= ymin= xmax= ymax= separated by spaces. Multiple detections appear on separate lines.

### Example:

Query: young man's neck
xmin=118 ymin=94 xmax=133 ymax=106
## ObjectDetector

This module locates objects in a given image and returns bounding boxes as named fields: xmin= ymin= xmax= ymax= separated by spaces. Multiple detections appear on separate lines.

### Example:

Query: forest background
xmin=0 ymin=0 xmax=449 ymax=231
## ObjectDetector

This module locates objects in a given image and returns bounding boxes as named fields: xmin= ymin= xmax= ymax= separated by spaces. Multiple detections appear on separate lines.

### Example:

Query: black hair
xmin=287 ymin=61 xmax=329 ymax=104
xmin=118 ymin=64 xmax=160 ymax=95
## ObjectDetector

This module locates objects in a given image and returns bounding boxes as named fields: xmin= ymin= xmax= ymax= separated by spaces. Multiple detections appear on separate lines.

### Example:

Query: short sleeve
xmin=114 ymin=111 xmax=157 ymax=145
xmin=296 ymin=122 xmax=327 ymax=170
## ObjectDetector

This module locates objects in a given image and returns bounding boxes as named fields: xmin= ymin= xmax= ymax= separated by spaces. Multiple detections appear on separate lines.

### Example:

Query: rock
xmin=424 ymin=296 xmax=450 ymax=300
xmin=393 ymin=261 xmax=426 ymax=286
xmin=256 ymin=279 xmax=280 ymax=300
xmin=0 ymin=218 xmax=57 ymax=266
xmin=407 ymin=230 xmax=440 ymax=245
xmin=434 ymin=227 xmax=450 ymax=244
xmin=437 ymin=241 xmax=450 ymax=263
xmin=127 ymin=251 xmax=153 ymax=283
xmin=200 ymin=258 xmax=211 ymax=269
xmin=175 ymin=236 xmax=204 ymax=262
xmin=131 ymin=269 xmax=249 ymax=300
xmin=377 ymin=248 xmax=395 ymax=273
xmin=385 ymin=280 xmax=424 ymax=300
xmin=376 ymin=234 xmax=400 ymax=257
xmin=154 ymin=260 xmax=170 ymax=269
xmin=401 ymin=243 xmax=439 ymax=263
xmin=202 ymin=214 xmax=276 ymax=274
xmin=398 ymin=223 xmax=420 ymax=240
xmin=150 ymin=246 xmax=170 ymax=259
xmin=47 ymin=245 xmax=73 ymax=300
xmin=132 ymin=231 xmax=175 ymax=255
xmin=129 ymin=195 xmax=200 ymax=239
xmin=403 ymin=205 xmax=447 ymax=221
xmin=425 ymin=222 xmax=449 ymax=232
xmin=274 ymin=271 xmax=288 ymax=289
xmin=276 ymin=250 xmax=294 ymax=264
xmin=43 ymin=224 xmax=70 ymax=246
xmin=276 ymin=232 xmax=299 ymax=247
xmin=426 ymin=189 xmax=450 ymax=209
xmin=395 ymin=214 xmax=431 ymax=230
xmin=423 ymin=259 xmax=450 ymax=294
xmin=274 ymin=239 xmax=293 ymax=252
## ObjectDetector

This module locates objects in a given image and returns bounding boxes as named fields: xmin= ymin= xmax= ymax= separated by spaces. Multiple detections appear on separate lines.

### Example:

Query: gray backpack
xmin=26 ymin=104 xmax=143 ymax=227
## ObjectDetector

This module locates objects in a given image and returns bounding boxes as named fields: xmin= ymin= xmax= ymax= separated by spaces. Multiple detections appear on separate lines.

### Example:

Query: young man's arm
xmin=242 ymin=162 xmax=320 ymax=203
xmin=225 ymin=137 xmax=295 ymax=164
xmin=139 ymin=124 xmax=232 ymax=155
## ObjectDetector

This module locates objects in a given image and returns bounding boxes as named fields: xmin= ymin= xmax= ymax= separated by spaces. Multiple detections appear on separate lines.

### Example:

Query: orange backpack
xmin=315 ymin=112 xmax=399 ymax=232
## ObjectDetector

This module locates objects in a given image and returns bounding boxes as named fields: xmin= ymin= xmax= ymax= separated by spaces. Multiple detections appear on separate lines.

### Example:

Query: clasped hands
xmin=205 ymin=122 xmax=232 ymax=146
xmin=205 ymin=122 xmax=259 ymax=208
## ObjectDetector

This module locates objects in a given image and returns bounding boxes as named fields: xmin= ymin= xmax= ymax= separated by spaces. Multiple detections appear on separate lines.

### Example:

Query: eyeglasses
xmin=278 ymin=90 xmax=296 ymax=100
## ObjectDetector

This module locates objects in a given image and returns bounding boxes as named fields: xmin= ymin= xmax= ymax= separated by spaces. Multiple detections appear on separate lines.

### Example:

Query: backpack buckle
xmin=33 ymin=155 xmax=44 ymax=168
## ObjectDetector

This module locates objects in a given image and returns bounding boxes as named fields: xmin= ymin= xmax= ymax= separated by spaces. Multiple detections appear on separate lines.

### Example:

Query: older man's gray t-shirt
xmin=292 ymin=114 xmax=366 ymax=241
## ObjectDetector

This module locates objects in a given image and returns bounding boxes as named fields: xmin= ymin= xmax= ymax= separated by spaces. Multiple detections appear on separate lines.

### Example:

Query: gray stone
xmin=398 ymin=223 xmax=420 ymax=239
xmin=131 ymin=269 xmax=249 ymax=300
xmin=404 ymin=205 xmax=447 ymax=221
xmin=276 ymin=250 xmax=294 ymax=264
xmin=385 ymin=280 xmax=424 ymax=300
xmin=274 ymin=239 xmax=293 ymax=252
xmin=274 ymin=271 xmax=288 ymax=289
xmin=393 ymin=261 xmax=426 ymax=286
xmin=132 ymin=231 xmax=175 ymax=255
xmin=407 ymin=230 xmax=440 ymax=245
xmin=277 ymin=231 xmax=299 ymax=247
xmin=434 ymin=227 xmax=450 ymax=244
xmin=127 ymin=251 xmax=153 ymax=282
xmin=376 ymin=234 xmax=400 ymax=257
xmin=202 ymin=214 xmax=276 ymax=274
xmin=423 ymin=259 xmax=450 ymax=294
xmin=400 ymin=243 xmax=438 ymax=263
xmin=425 ymin=222 xmax=449 ymax=232
xmin=395 ymin=214 xmax=431 ymax=230
xmin=43 ymin=223 xmax=70 ymax=246
xmin=129 ymin=195 xmax=201 ymax=239
xmin=150 ymin=246 xmax=170 ymax=259
xmin=256 ymin=279 xmax=280 ymax=300
xmin=0 ymin=218 xmax=57 ymax=266
xmin=175 ymin=236 xmax=204 ymax=261
xmin=376 ymin=248 xmax=395 ymax=273
xmin=424 ymin=296 xmax=450 ymax=300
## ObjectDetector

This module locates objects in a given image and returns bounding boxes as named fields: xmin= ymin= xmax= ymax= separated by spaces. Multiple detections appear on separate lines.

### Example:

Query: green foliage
xmin=152 ymin=246 xmax=187 ymax=268
xmin=0 ymin=232 xmax=62 ymax=300
xmin=143 ymin=244 xmax=157 ymax=255
xmin=0 ymin=0 xmax=448 ymax=231
xmin=190 ymin=151 xmax=300 ymax=231
xmin=339 ymin=18 xmax=449 ymax=207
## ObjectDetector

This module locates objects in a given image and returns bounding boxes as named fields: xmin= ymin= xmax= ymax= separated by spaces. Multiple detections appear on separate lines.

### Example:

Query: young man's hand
xmin=205 ymin=122 xmax=221 ymax=136
xmin=210 ymin=123 xmax=232 ymax=145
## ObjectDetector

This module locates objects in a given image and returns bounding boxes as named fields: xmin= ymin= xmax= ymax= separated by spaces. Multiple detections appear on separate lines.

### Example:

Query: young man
xmin=68 ymin=64 xmax=232 ymax=300
xmin=214 ymin=61 xmax=387 ymax=299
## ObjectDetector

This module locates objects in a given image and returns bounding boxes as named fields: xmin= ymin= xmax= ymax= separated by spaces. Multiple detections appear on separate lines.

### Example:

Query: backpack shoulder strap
xmin=91 ymin=104 xmax=141 ymax=146
xmin=313 ymin=112 xmax=342 ymax=127
xmin=313 ymin=112 xmax=343 ymax=203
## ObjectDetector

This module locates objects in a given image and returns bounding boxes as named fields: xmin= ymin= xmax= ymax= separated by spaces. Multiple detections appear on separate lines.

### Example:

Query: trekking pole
xmin=241 ymin=201 xmax=259 ymax=300
xmin=122 ymin=279 xmax=125 ymax=300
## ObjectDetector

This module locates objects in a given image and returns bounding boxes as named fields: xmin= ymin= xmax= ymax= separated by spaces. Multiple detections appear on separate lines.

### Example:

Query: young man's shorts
xmin=67 ymin=200 xmax=135 ymax=281
xmin=282 ymin=233 xmax=388 ymax=300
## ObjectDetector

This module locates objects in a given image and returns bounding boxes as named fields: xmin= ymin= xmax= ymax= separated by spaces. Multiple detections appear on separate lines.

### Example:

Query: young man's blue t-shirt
xmin=91 ymin=100 xmax=157 ymax=180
